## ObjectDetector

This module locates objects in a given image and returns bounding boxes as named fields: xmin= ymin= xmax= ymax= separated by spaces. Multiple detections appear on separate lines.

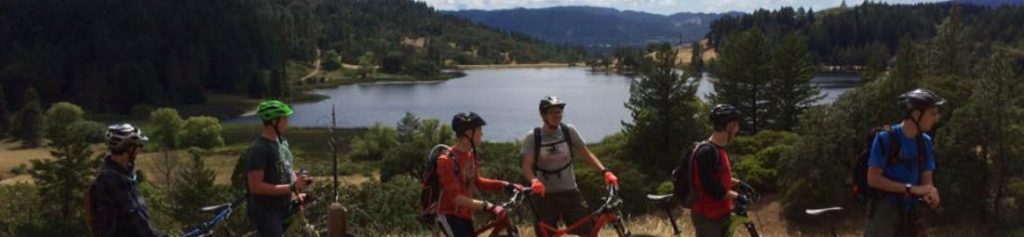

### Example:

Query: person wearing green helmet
xmin=245 ymin=100 xmax=310 ymax=237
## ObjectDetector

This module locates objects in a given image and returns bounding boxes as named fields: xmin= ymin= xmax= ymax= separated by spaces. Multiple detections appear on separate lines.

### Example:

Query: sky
xmin=416 ymin=0 xmax=948 ymax=14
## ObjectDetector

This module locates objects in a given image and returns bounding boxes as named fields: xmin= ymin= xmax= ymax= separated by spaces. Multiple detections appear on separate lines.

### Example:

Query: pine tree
xmin=935 ymin=52 xmax=1024 ymax=223
xmin=0 ymin=83 xmax=11 ymax=138
xmin=925 ymin=7 xmax=973 ymax=107
xmin=767 ymin=33 xmax=820 ymax=131
xmin=709 ymin=28 xmax=772 ymax=133
xmin=623 ymin=43 xmax=705 ymax=177
xmin=28 ymin=119 xmax=104 ymax=235
xmin=171 ymin=148 xmax=224 ymax=226
xmin=690 ymin=42 xmax=704 ymax=72
xmin=13 ymin=88 xmax=44 ymax=147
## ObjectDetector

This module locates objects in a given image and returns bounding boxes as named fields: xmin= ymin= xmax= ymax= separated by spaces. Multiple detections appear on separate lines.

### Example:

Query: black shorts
xmin=436 ymin=215 xmax=475 ymax=237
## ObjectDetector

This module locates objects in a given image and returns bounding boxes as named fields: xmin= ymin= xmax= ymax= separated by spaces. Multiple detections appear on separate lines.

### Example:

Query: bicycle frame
xmin=643 ymin=180 xmax=761 ymax=237
xmin=533 ymin=186 xmax=630 ymax=237
xmin=474 ymin=187 xmax=532 ymax=237
xmin=725 ymin=181 xmax=760 ymax=237
xmin=181 ymin=195 xmax=247 ymax=237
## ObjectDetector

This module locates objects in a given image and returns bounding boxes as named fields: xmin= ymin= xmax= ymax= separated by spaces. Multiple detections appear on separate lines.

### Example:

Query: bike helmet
xmin=452 ymin=112 xmax=487 ymax=136
xmin=257 ymin=100 xmax=294 ymax=122
xmin=106 ymin=123 xmax=149 ymax=150
xmin=539 ymin=96 xmax=567 ymax=113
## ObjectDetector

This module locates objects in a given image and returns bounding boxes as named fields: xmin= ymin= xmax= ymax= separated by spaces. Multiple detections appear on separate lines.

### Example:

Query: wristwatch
xmin=904 ymin=183 xmax=912 ymax=195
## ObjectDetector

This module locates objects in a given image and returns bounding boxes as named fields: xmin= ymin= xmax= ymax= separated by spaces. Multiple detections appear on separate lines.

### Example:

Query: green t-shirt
xmin=246 ymin=136 xmax=294 ymax=206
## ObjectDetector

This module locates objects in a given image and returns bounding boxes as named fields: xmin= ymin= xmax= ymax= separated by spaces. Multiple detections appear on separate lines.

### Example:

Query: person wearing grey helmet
xmin=864 ymin=89 xmax=945 ymax=237
xmin=86 ymin=123 xmax=165 ymax=237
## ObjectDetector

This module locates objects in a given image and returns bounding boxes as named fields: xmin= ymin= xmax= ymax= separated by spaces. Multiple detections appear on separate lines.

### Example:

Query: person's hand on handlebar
xmin=504 ymin=182 xmax=524 ymax=194
xmin=603 ymin=169 xmax=619 ymax=189
xmin=726 ymin=190 xmax=739 ymax=200
xmin=483 ymin=201 xmax=507 ymax=218
xmin=292 ymin=170 xmax=312 ymax=193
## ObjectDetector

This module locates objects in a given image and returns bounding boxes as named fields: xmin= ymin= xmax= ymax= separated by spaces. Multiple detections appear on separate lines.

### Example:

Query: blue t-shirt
xmin=868 ymin=124 xmax=937 ymax=207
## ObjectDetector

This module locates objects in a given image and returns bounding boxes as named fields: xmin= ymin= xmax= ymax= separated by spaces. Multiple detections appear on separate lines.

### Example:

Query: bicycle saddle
xmin=805 ymin=206 xmax=843 ymax=216
xmin=646 ymin=194 xmax=674 ymax=201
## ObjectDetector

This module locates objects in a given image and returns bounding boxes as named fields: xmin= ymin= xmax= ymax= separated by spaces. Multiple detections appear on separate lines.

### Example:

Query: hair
xmin=713 ymin=119 xmax=738 ymax=132
xmin=110 ymin=145 xmax=135 ymax=156
xmin=456 ymin=127 xmax=477 ymax=139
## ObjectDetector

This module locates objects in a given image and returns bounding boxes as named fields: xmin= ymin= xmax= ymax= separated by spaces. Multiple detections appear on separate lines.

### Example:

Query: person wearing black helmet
xmin=521 ymin=96 xmax=617 ymax=236
xmin=687 ymin=104 xmax=744 ymax=237
xmin=434 ymin=112 xmax=523 ymax=237
xmin=86 ymin=123 xmax=165 ymax=237
xmin=864 ymin=89 xmax=944 ymax=237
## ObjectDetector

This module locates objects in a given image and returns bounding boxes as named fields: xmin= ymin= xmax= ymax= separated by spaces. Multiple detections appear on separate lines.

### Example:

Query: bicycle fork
xmin=661 ymin=205 xmax=682 ymax=236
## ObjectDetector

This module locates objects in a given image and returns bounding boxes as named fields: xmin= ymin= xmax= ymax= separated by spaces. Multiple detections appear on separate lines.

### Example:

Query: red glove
xmin=603 ymin=170 xmax=619 ymax=188
xmin=531 ymin=178 xmax=546 ymax=197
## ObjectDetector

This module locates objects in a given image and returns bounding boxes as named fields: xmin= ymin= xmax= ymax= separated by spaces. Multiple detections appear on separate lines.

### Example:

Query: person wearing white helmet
xmin=86 ymin=123 xmax=164 ymax=237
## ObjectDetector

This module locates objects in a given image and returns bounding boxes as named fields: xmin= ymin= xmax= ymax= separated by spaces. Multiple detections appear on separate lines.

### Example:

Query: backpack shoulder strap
xmin=691 ymin=141 xmax=722 ymax=178
xmin=882 ymin=126 xmax=901 ymax=164
xmin=560 ymin=123 xmax=574 ymax=158
xmin=433 ymin=144 xmax=460 ymax=181
xmin=533 ymin=127 xmax=542 ymax=169
xmin=688 ymin=141 xmax=718 ymax=185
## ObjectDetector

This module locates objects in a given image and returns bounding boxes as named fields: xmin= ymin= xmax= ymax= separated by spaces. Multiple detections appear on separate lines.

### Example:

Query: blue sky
xmin=417 ymin=0 xmax=947 ymax=14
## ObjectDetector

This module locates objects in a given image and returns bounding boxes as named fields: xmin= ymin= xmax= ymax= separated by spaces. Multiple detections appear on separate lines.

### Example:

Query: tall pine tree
xmin=623 ymin=43 xmax=705 ymax=177
xmin=767 ymin=33 xmax=820 ymax=131
xmin=13 ymin=87 xmax=44 ymax=147
xmin=710 ymin=28 xmax=772 ymax=133
xmin=925 ymin=7 xmax=973 ymax=108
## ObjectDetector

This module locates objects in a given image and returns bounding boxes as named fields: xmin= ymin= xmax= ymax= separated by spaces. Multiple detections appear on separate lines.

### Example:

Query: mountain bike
xmin=180 ymin=195 xmax=247 ymax=237
xmin=530 ymin=186 xmax=631 ymax=237
xmin=473 ymin=187 xmax=533 ymax=237
xmin=643 ymin=180 xmax=762 ymax=237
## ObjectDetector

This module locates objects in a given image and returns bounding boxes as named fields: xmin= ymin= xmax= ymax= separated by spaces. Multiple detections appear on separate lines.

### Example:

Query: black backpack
xmin=672 ymin=141 xmax=718 ymax=208
xmin=418 ymin=144 xmax=460 ymax=223
xmin=532 ymin=123 xmax=574 ymax=180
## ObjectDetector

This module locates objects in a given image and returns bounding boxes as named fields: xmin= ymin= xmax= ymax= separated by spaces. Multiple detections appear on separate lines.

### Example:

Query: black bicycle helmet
xmin=452 ymin=112 xmax=487 ymax=136
xmin=898 ymin=89 xmax=946 ymax=112
xmin=710 ymin=104 xmax=743 ymax=124
xmin=539 ymin=96 xmax=567 ymax=113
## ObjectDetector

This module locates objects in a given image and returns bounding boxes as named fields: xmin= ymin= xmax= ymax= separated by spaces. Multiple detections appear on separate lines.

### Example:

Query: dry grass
xmin=0 ymin=140 xmax=53 ymax=184
xmin=470 ymin=194 xmax=984 ymax=237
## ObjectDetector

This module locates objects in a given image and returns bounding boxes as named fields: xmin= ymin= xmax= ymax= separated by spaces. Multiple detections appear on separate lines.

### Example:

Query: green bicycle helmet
xmin=257 ymin=100 xmax=294 ymax=122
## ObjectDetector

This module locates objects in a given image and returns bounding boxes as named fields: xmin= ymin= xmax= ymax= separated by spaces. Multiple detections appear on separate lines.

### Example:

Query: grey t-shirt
xmin=521 ymin=124 xmax=587 ymax=193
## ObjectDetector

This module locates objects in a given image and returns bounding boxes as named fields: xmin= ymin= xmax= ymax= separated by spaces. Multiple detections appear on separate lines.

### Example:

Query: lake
xmin=228 ymin=68 xmax=859 ymax=142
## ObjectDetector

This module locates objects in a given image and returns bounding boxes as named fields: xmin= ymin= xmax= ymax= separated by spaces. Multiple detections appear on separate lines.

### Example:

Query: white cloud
xmin=417 ymin=0 xmax=948 ymax=14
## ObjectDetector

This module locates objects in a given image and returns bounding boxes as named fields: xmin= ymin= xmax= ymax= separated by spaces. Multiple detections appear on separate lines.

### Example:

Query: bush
xmin=733 ymin=145 xmax=788 ymax=192
xmin=179 ymin=116 xmax=224 ymax=149
xmin=149 ymin=108 xmax=184 ymax=149
xmin=67 ymin=120 xmax=106 ymax=144
xmin=337 ymin=175 xmax=426 ymax=236
xmin=43 ymin=102 xmax=85 ymax=146
xmin=348 ymin=124 xmax=399 ymax=161
xmin=10 ymin=164 xmax=28 ymax=175
xmin=0 ymin=183 xmax=44 ymax=236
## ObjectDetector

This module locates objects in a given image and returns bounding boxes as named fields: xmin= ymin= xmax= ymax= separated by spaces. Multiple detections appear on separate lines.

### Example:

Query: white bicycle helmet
xmin=105 ymin=123 xmax=149 ymax=150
